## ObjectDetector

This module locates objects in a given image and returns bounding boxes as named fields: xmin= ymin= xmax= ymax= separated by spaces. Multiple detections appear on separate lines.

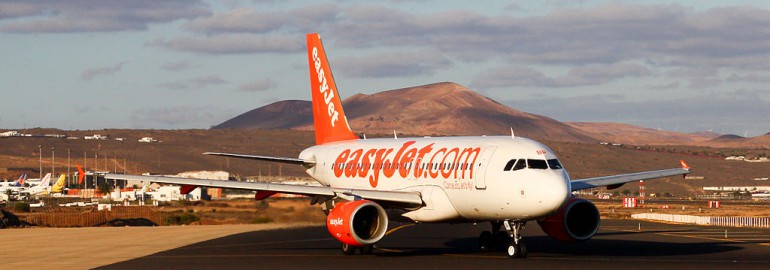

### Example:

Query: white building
xmin=146 ymin=186 xmax=203 ymax=201
xmin=84 ymin=134 xmax=108 ymax=140
xmin=0 ymin=131 xmax=20 ymax=137
xmin=138 ymin=137 xmax=157 ymax=143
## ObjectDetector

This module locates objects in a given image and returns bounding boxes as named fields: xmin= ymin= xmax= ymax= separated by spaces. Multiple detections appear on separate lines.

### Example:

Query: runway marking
xmin=374 ymin=224 xmax=417 ymax=253
xmin=613 ymin=225 xmax=770 ymax=246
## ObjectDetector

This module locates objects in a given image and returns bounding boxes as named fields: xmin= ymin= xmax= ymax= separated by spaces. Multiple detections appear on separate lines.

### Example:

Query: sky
xmin=2 ymin=0 xmax=770 ymax=137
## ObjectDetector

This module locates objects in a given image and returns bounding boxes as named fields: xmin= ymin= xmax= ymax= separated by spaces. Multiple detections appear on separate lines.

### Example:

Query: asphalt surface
xmin=98 ymin=219 xmax=770 ymax=270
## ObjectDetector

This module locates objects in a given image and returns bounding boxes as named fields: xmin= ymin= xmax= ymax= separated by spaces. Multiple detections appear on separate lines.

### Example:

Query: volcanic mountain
xmin=213 ymin=100 xmax=312 ymax=130
xmin=213 ymin=82 xmax=595 ymax=142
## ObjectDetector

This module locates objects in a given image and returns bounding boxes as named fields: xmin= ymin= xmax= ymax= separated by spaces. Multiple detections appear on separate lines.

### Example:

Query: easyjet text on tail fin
xmin=307 ymin=33 xmax=358 ymax=145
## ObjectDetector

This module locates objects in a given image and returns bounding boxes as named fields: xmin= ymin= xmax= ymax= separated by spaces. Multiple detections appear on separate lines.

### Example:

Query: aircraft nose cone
xmin=536 ymin=174 xmax=570 ymax=214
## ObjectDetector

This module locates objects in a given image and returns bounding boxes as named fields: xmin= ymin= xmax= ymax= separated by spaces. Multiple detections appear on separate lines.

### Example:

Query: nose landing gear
xmin=477 ymin=220 xmax=528 ymax=258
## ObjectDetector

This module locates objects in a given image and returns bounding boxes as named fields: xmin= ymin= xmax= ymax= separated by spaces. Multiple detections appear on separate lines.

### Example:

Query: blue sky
xmin=2 ymin=0 xmax=770 ymax=137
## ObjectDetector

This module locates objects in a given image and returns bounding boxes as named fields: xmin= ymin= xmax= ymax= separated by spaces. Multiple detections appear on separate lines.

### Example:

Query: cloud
xmin=145 ymin=3 xmax=341 ymax=55
xmin=161 ymin=61 xmax=195 ymax=71
xmin=131 ymin=104 xmax=223 ymax=128
xmin=183 ymin=4 xmax=339 ymax=34
xmin=237 ymin=79 xmax=277 ymax=92
xmin=0 ymin=0 xmax=211 ymax=33
xmin=335 ymin=50 xmax=451 ymax=78
xmin=470 ymin=63 xmax=651 ymax=89
xmin=502 ymin=93 xmax=770 ymax=136
xmin=81 ymin=62 xmax=127 ymax=80
xmin=647 ymin=82 xmax=680 ymax=90
xmin=146 ymin=34 xmax=303 ymax=54
xmin=157 ymin=75 xmax=228 ymax=90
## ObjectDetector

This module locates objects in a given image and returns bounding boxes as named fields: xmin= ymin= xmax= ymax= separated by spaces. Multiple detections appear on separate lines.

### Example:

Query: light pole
xmin=38 ymin=145 xmax=42 ymax=179
xmin=51 ymin=147 xmax=55 ymax=177
xmin=67 ymin=149 xmax=71 ymax=187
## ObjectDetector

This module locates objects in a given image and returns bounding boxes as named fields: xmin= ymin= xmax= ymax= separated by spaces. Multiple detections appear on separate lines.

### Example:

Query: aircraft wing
xmin=203 ymin=152 xmax=314 ymax=166
xmin=570 ymin=160 xmax=691 ymax=191
xmin=104 ymin=173 xmax=423 ymax=206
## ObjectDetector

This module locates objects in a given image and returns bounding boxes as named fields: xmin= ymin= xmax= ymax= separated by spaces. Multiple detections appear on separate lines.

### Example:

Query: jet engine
xmin=326 ymin=200 xmax=389 ymax=247
xmin=537 ymin=197 xmax=600 ymax=242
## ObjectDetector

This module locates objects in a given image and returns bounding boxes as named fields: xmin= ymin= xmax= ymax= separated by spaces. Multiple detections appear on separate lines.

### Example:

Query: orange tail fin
xmin=77 ymin=165 xmax=85 ymax=185
xmin=307 ymin=33 xmax=358 ymax=145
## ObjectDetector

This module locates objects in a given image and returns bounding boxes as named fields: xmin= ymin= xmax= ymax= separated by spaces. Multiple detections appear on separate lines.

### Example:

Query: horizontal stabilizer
xmin=203 ymin=152 xmax=314 ymax=166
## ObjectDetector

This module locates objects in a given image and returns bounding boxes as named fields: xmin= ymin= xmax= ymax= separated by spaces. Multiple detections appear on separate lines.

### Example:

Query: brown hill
xmin=213 ymin=100 xmax=311 ymax=129
xmin=213 ymin=82 xmax=595 ymax=143
xmin=565 ymin=122 xmax=714 ymax=145
xmin=701 ymin=134 xmax=770 ymax=149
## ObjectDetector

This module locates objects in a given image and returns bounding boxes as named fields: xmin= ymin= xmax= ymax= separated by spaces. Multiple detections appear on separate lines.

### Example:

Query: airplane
xmin=0 ymin=173 xmax=26 ymax=188
xmin=107 ymin=33 xmax=691 ymax=258
xmin=51 ymin=174 xmax=67 ymax=194
xmin=24 ymin=173 xmax=52 ymax=196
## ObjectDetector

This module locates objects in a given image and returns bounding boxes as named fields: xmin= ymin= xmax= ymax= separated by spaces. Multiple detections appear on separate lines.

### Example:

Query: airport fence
xmin=632 ymin=213 xmax=770 ymax=228
xmin=24 ymin=206 xmax=163 ymax=227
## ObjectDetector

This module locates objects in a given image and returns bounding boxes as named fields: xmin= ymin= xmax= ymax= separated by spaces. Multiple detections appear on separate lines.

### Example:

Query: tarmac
xmin=4 ymin=219 xmax=770 ymax=270
xmin=0 ymin=223 xmax=315 ymax=270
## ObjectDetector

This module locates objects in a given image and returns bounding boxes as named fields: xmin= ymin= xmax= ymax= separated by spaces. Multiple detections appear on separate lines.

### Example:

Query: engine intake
xmin=537 ymin=197 xmax=600 ymax=242
xmin=326 ymin=200 xmax=388 ymax=247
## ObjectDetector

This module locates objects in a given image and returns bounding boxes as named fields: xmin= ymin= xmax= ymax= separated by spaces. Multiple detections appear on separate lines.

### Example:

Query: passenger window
xmin=512 ymin=159 xmax=526 ymax=171
xmin=547 ymin=159 xmax=563 ymax=169
xmin=527 ymin=159 xmax=548 ymax=169
xmin=503 ymin=159 xmax=517 ymax=171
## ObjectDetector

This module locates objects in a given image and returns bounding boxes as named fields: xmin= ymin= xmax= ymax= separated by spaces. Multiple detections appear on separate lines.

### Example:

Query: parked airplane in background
xmin=51 ymin=174 xmax=67 ymax=194
xmin=25 ymin=173 xmax=52 ymax=196
xmin=14 ymin=173 xmax=26 ymax=187
xmin=2 ymin=173 xmax=52 ymax=198
xmin=107 ymin=33 xmax=690 ymax=258
xmin=0 ymin=173 xmax=26 ymax=187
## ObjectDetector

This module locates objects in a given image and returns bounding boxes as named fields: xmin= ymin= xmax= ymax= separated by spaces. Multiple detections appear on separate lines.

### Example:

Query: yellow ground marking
xmin=385 ymin=223 xmax=415 ymax=236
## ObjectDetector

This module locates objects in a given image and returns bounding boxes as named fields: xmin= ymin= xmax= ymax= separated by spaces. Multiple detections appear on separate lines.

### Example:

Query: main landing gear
xmin=341 ymin=243 xmax=374 ymax=255
xmin=477 ymin=220 xmax=528 ymax=258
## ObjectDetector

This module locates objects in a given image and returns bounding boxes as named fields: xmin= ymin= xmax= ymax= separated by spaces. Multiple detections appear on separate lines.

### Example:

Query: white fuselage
xmin=300 ymin=136 xmax=572 ymax=223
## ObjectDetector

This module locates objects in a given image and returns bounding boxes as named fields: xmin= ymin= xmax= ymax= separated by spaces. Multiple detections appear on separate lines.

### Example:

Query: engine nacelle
xmin=326 ymin=200 xmax=388 ymax=247
xmin=537 ymin=197 xmax=600 ymax=242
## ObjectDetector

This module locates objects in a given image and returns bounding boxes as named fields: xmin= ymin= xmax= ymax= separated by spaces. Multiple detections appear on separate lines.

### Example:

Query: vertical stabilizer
xmin=307 ymin=33 xmax=359 ymax=145
xmin=39 ymin=173 xmax=51 ymax=187
xmin=52 ymin=174 xmax=66 ymax=193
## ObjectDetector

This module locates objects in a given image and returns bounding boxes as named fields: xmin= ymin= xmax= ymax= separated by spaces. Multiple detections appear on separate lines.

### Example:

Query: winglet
xmin=680 ymin=160 xmax=691 ymax=178
xmin=307 ymin=33 xmax=359 ymax=145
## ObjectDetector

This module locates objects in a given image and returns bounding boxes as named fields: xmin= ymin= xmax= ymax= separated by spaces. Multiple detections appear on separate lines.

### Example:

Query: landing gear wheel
xmin=478 ymin=231 xmax=493 ymax=252
xmin=506 ymin=243 xmax=528 ymax=258
xmin=341 ymin=243 xmax=357 ymax=255
xmin=361 ymin=244 xmax=374 ymax=255
xmin=506 ymin=244 xmax=519 ymax=258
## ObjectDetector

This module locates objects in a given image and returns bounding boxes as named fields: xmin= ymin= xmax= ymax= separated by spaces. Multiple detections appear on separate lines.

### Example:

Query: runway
xmin=97 ymin=219 xmax=770 ymax=270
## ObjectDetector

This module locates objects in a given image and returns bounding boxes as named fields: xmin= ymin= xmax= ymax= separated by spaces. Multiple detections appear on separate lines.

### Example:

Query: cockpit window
xmin=503 ymin=159 xmax=516 ymax=171
xmin=527 ymin=159 xmax=548 ymax=170
xmin=512 ymin=159 xmax=526 ymax=171
xmin=547 ymin=159 xmax=563 ymax=169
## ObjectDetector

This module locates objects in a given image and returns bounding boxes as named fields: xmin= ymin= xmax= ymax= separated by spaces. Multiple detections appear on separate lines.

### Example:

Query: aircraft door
xmin=474 ymin=146 xmax=497 ymax=190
